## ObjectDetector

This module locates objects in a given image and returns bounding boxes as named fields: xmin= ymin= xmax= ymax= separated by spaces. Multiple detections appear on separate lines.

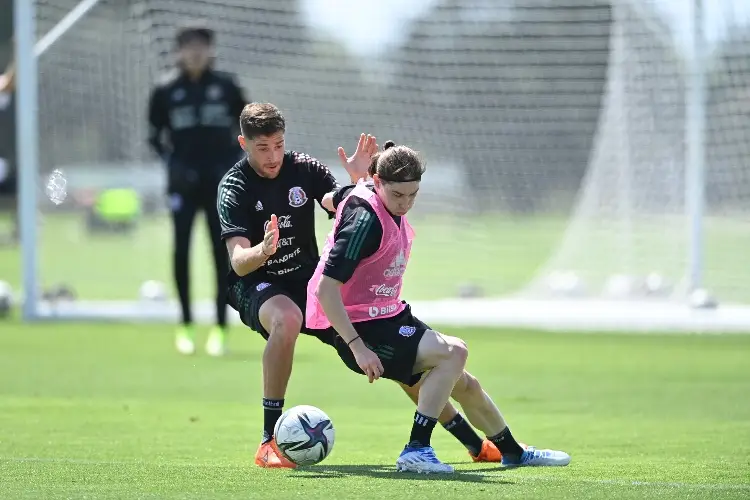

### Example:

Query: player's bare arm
xmin=315 ymin=275 xmax=384 ymax=383
xmin=225 ymin=214 xmax=279 ymax=276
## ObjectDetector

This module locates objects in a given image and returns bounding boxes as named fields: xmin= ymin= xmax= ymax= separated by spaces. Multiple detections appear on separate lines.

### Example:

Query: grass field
xmin=1 ymin=322 xmax=749 ymax=499
xmin=2 ymin=210 xmax=750 ymax=302
xmin=0 ymin=211 xmax=564 ymax=300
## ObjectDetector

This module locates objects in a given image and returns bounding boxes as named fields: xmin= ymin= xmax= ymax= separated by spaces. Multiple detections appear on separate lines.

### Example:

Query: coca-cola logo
xmin=370 ymin=284 xmax=399 ymax=297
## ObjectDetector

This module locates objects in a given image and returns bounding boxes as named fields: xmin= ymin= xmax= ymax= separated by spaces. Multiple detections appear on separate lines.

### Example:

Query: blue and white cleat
xmin=396 ymin=445 xmax=454 ymax=474
xmin=501 ymin=446 xmax=571 ymax=468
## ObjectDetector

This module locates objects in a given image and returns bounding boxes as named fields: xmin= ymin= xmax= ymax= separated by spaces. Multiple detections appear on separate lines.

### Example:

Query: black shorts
xmin=328 ymin=303 xmax=430 ymax=387
xmin=227 ymin=277 xmax=334 ymax=346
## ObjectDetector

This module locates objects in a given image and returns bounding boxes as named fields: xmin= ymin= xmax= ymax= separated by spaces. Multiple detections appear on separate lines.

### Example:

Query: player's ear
xmin=372 ymin=174 xmax=381 ymax=189
xmin=238 ymin=135 xmax=246 ymax=150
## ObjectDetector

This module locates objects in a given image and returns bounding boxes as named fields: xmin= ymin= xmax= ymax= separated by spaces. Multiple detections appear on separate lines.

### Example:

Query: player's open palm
xmin=262 ymin=214 xmax=279 ymax=256
xmin=351 ymin=342 xmax=384 ymax=383
xmin=338 ymin=133 xmax=378 ymax=183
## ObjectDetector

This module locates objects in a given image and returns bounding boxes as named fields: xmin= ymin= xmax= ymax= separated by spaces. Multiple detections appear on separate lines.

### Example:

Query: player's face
xmin=239 ymin=131 xmax=285 ymax=178
xmin=373 ymin=176 xmax=420 ymax=216
xmin=178 ymin=40 xmax=212 ymax=73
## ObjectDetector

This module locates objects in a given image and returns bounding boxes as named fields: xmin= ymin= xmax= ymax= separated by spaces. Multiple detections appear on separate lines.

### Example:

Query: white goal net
xmin=21 ymin=0 xmax=750 ymax=329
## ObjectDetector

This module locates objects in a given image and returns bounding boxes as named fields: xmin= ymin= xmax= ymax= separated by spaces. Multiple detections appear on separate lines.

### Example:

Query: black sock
xmin=488 ymin=427 xmax=524 ymax=461
xmin=408 ymin=411 xmax=438 ymax=448
xmin=443 ymin=413 xmax=484 ymax=457
xmin=262 ymin=398 xmax=284 ymax=443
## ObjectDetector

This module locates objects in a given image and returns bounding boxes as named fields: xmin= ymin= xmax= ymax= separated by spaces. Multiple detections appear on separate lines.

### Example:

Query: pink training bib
xmin=306 ymin=182 xmax=414 ymax=329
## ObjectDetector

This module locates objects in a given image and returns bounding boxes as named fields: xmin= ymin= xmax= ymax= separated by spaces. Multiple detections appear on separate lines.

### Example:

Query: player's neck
xmin=183 ymin=67 xmax=207 ymax=82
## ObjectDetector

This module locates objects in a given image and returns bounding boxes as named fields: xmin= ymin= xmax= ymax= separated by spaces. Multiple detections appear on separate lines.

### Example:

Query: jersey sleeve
xmin=332 ymin=183 xmax=356 ymax=210
xmin=147 ymin=86 xmax=169 ymax=160
xmin=322 ymin=197 xmax=383 ymax=284
xmin=217 ymin=172 xmax=252 ymax=241
xmin=306 ymin=157 xmax=338 ymax=199
xmin=297 ymin=155 xmax=337 ymax=218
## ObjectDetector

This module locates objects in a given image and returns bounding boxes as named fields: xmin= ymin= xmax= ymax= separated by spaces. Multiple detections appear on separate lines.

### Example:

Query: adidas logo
xmin=383 ymin=249 xmax=407 ymax=278
xmin=255 ymin=201 xmax=263 ymax=211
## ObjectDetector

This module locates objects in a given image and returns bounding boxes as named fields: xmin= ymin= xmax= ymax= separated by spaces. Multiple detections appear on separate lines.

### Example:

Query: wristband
xmin=346 ymin=335 xmax=360 ymax=346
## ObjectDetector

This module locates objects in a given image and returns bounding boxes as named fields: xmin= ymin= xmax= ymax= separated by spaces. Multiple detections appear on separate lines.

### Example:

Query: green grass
xmin=1 ymin=322 xmax=749 ymax=499
xmin=0 ymin=211 xmax=565 ymax=300
xmin=2 ymin=210 xmax=750 ymax=302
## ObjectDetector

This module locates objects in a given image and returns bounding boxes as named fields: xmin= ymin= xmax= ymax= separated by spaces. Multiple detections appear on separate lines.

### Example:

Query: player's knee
xmin=453 ymin=371 xmax=482 ymax=401
xmin=416 ymin=331 xmax=468 ymax=372
xmin=432 ymin=332 xmax=468 ymax=368
xmin=268 ymin=310 xmax=302 ymax=345
xmin=447 ymin=336 xmax=469 ymax=367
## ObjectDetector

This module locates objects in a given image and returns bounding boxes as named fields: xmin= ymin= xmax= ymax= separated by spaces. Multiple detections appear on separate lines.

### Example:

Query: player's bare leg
xmin=449 ymin=370 xmax=571 ymax=467
xmin=254 ymin=295 xmax=301 ymax=468
xmin=412 ymin=332 xmax=467 ymax=420
xmin=395 ymin=330 xmax=468 ymax=473
xmin=398 ymin=382 xmax=500 ymax=462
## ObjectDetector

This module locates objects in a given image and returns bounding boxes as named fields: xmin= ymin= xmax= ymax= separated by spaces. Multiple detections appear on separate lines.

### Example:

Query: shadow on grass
xmin=291 ymin=464 xmax=511 ymax=483
xmin=217 ymin=349 xmax=322 ymax=364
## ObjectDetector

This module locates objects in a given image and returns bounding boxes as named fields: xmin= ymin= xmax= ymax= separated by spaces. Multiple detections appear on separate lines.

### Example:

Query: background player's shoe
xmin=501 ymin=446 xmax=571 ymax=467
xmin=471 ymin=440 xmax=528 ymax=463
xmin=205 ymin=326 xmax=226 ymax=357
xmin=254 ymin=438 xmax=297 ymax=469
xmin=175 ymin=326 xmax=195 ymax=355
xmin=396 ymin=445 xmax=454 ymax=474
xmin=470 ymin=439 xmax=503 ymax=462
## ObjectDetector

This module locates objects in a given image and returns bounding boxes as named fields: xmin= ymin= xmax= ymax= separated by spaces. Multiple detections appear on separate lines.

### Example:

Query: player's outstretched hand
xmin=337 ymin=133 xmax=378 ymax=184
xmin=262 ymin=214 xmax=279 ymax=256
xmin=350 ymin=341 xmax=384 ymax=383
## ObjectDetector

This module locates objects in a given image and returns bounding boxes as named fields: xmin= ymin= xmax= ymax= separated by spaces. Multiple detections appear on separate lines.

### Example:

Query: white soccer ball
xmin=604 ymin=274 xmax=637 ymax=299
xmin=689 ymin=288 xmax=718 ymax=309
xmin=0 ymin=281 xmax=13 ymax=318
xmin=139 ymin=280 xmax=167 ymax=301
xmin=546 ymin=271 xmax=585 ymax=297
xmin=274 ymin=405 xmax=335 ymax=466
xmin=643 ymin=272 xmax=671 ymax=296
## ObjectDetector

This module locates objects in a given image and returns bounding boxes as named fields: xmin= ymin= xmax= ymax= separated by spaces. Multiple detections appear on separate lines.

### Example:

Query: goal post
xmin=14 ymin=0 xmax=40 ymax=321
xmin=15 ymin=0 xmax=105 ymax=320
xmin=515 ymin=0 xmax=745 ymax=310
xmin=13 ymin=0 xmax=750 ymax=331
xmin=685 ymin=0 xmax=707 ymax=295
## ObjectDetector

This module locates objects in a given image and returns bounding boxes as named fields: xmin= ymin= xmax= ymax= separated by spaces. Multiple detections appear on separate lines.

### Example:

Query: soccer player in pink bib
xmin=307 ymin=141 xmax=571 ymax=473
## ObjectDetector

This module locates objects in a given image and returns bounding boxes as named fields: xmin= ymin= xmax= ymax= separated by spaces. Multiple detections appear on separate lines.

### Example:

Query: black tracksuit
xmin=148 ymin=66 xmax=247 ymax=326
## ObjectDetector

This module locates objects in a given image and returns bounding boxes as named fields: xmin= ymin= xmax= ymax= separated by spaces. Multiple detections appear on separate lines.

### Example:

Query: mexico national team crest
xmin=288 ymin=186 xmax=308 ymax=207
xmin=206 ymin=84 xmax=222 ymax=100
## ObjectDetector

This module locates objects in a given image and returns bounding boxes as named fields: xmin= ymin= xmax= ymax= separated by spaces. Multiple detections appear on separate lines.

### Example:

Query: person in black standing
xmin=0 ymin=38 xmax=16 ymax=246
xmin=148 ymin=24 xmax=247 ymax=356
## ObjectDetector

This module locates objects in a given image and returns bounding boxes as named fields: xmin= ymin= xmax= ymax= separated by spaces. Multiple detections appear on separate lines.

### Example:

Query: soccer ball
xmin=0 ymin=281 xmax=13 ymax=318
xmin=139 ymin=280 xmax=167 ymax=301
xmin=274 ymin=405 xmax=335 ymax=466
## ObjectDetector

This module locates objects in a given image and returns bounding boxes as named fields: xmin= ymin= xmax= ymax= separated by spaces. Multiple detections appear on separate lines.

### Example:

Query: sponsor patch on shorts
xmin=256 ymin=282 xmax=271 ymax=292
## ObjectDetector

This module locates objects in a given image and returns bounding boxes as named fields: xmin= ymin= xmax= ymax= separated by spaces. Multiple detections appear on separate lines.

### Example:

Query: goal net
xmin=23 ymin=0 xmax=750 ymax=328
